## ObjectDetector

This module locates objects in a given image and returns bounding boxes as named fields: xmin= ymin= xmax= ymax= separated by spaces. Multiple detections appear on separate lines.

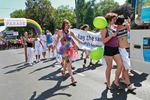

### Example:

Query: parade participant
xmin=52 ymin=19 xmax=86 ymax=84
xmin=80 ymin=24 xmax=93 ymax=66
xmin=40 ymin=30 xmax=47 ymax=59
xmin=34 ymin=33 xmax=44 ymax=63
xmin=26 ymin=32 xmax=34 ymax=66
xmin=46 ymin=30 xmax=54 ymax=58
xmin=116 ymin=15 xmax=136 ymax=90
xmin=23 ymin=32 xmax=28 ymax=62
xmin=13 ymin=38 xmax=17 ymax=49
xmin=52 ymin=29 xmax=62 ymax=62
xmin=101 ymin=13 xmax=123 ymax=90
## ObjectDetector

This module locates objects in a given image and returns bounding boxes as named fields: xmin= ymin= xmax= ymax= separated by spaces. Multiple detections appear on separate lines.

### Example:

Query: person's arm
xmin=126 ymin=24 xmax=130 ymax=32
xmin=101 ymin=28 xmax=117 ymax=44
xmin=26 ymin=38 xmax=31 ymax=43
xmin=126 ymin=16 xmax=131 ymax=25
xmin=50 ymin=33 xmax=52 ymax=41
xmin=71 ymin=32 xmax=86 ymax=44
xmin=39 ymin=40 xmax=44 ymax=48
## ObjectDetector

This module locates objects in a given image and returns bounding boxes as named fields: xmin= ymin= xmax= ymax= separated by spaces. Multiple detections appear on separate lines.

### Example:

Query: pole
xmin=75 ymin=0 xmax=79 ymax=29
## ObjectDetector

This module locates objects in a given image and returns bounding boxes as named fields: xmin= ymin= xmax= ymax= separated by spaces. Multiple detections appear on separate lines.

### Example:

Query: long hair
xmin=61 ymin=19 xmax=71 ymax=30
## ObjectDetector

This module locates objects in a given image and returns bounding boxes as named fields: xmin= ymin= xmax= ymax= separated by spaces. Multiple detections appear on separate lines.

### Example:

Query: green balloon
xmin=90 ymin=47 xmax=104 ymax=61
xmin=93 ymin=16 xmax=108 ymax=29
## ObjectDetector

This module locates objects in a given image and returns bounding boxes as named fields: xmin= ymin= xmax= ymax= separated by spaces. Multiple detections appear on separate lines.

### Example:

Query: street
xmin=0 ymin=48 xmax=150 ymax=100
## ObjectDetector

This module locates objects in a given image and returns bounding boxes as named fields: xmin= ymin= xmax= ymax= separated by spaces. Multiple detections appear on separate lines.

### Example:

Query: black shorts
xmin=104 ymin=46 xmax=119 ymax=56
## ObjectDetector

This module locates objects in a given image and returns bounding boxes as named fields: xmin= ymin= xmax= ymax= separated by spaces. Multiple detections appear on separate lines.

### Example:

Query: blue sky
xmin=0 ymin=0 xmax=126 ymax=31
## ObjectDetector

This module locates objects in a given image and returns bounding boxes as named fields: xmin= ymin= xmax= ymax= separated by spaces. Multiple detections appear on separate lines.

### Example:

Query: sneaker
xmin=36 ymin=59 xmax=38 ymax=63
xmin=38 ymin=59 xmax=41 ymax=62
xmin=120 ymin=79 xmax=127 ymax=84
xmin=127 ymin=84 xmax=136 ymax=90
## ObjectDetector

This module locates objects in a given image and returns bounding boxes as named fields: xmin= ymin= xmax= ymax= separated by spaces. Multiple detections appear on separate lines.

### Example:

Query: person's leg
xmin=31 ymin=48 xmax=33 ymax=64
xmin=105 ymin=56 xmax=113 ymax=88
xmin=66 ymin=57 xmax=76 ymax=83
xmin=113 ymin=54 xmax=123 ymax=86
xmin=24 ymin=46 xmax=28 ymax=62
xmin=84 ymin=54 xmax=88 ymax=65
xmin=121 ymin=68 xmax=125 ymax=80
xmin=89 ymin=58 xmax=93 ymax=65
xmin=48 ymin=46 xmax=51 ymax=58
xmin=81 ymin=50 xmax=85 ymax=58
xmin=27 ymin=48 xmax=31 ymax=64
xmin=61 ymin=58 xmax=67 ymax=78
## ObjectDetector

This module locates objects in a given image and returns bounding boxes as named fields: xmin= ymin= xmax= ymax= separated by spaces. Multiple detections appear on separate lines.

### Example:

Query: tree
xmin=110 ymin=4 xmax=131 ymax=19
xmin=95 ymin=0 xmax=119 ymax=16
xmin=126 ymin=0 xmax=131 ymax=4
xmin=84 ymin=0 xmax=96 ymax=30
xmin=25 ymin=0 xmax=55 ymax=33
xmin=54 ymin=5 xmax=76 ymax=29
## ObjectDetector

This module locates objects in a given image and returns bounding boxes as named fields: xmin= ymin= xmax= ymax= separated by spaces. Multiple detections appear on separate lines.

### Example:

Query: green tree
xmin=77 ymin=0 xmax=87 ymax=27
xmin=84 ymin=0 xmax=96 ymax=30
xmin=110 ymin=4 xmax=131 ymax=19
xmin=54 ymin=5 xmax=76 ymax=29
xmin=126 ymin=0 xmax=131 ymax=4
xmin=25 ymin=0 xmax=55 ymax=33
xmin=95 ymin=0 xmax=119 ymax=17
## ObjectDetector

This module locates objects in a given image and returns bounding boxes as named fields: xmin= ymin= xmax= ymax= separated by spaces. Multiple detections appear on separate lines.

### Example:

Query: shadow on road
xmin=4 ymin=63 xmax=30 ymax=74
xmin=130 ymin=70 xmax=149 ymax=87
xmin=94 ymin=87 xmax=136 ymax=100
xmin=29 ymin=68 xmax=72 ymax=100
xmin=2 ymin=62 xmax=25 ymax=69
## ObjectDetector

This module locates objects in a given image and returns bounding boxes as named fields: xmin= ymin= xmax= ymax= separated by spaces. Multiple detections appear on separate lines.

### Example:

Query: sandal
xmin=113 ymin=81 xmax=123 ymax=90
xmin=71 ymin=77 xmax=77 ymax=84
xmin=61 ymin=71 xmax=66 ymax=78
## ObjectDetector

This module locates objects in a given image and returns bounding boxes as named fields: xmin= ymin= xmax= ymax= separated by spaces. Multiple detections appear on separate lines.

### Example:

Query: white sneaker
xmin=127 ymin=84 xmax=136 ymax=90
xmin=120 ymin=79 xmax=127 ymax=84
xmin=36 ymin=59 xmax=38 ymax=63
xmin=38 ymin=59 xmax=41 ymax=62
xmin=29 ymin=63 xmax=33 ymax=66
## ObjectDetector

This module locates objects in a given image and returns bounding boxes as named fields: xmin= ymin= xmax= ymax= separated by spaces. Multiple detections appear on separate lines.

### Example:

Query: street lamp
xmin=75 ymin=0 xmax=79 ymax=29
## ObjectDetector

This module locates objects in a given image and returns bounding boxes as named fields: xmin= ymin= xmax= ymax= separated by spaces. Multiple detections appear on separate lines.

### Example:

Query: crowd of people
xmin=21 ymin=12 xmax=137 ymax=90
xmin=0 ymin=38 xmax=23 ymax=50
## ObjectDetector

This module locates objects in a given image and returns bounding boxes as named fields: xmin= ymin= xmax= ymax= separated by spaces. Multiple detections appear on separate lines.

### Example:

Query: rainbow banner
xmin=0 ymin=18 xmax=42 ymax=35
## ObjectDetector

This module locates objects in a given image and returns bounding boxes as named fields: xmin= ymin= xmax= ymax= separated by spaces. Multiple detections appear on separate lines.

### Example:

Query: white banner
xmin=4 ymin=18 xmax=27 ymax=27
xmin=13 ymin=32 xmax=18 ymax=36
xmin=69 ymin=29 xmax=103 ymax=51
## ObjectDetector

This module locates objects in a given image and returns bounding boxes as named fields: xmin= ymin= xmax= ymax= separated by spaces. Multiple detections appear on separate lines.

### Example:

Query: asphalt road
xmin=0 ymin=48 xmax=150 ymax=100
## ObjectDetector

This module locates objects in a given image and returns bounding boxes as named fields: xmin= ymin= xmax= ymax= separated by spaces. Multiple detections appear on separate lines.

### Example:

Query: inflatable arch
xmin=0 ymin=18 xmax=42 ymax=35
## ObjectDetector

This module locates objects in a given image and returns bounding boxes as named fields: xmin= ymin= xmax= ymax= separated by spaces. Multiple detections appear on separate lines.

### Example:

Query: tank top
xmin=117 ymin=25 xmax=128 ymax=38
xmin=27 ymin=38 xmax=33 ymax=47
xmin=46 ymin=34 xmax=52 ymax=44
xmin=104 ymin=28 xmax=118 ymax=47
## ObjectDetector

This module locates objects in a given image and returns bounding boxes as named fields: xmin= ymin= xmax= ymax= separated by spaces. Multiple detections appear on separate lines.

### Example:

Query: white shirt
xmin=35 ymin=38 xmax=40 ymax=48
xmin=40 ymin=34 xmax=46 ymax=44
xmin=52 ymin=34 xmax=61 ymax=48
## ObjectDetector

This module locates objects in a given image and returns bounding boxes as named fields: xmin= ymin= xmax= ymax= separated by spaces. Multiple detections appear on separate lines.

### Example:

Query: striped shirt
xmin=117 ymin=26 xmax=128 ymax=38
